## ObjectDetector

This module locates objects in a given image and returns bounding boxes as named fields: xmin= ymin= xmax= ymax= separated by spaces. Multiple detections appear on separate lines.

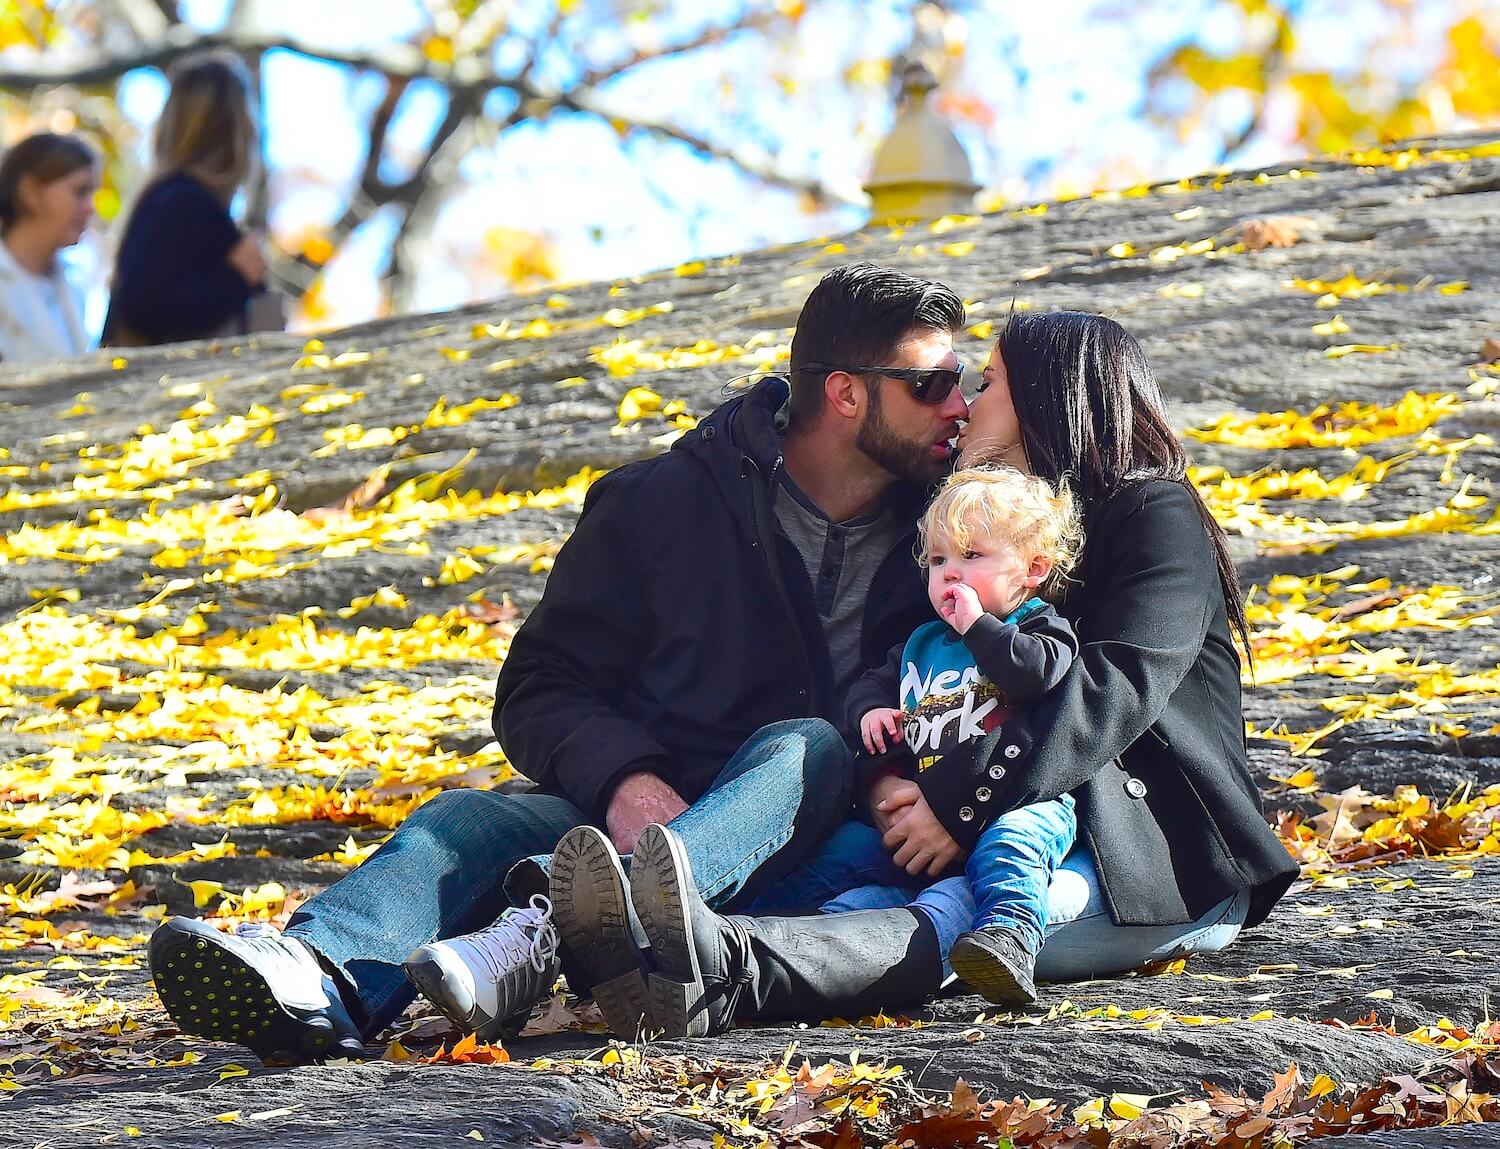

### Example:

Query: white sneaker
xmin=403 ymin=895 xmax=561 ymax=1042
xmin=149 ymin=916 xmax=364 ymax=1063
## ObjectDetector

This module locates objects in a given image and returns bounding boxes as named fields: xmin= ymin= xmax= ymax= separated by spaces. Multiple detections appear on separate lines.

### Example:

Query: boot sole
xmin=948 ymin=934 xmax=1038 ymax=1008
xmin=631 ymin=824 xmax=708 ymax=1039
xmin=148 ymin=918 xmax=341 ymax=1063
xmin=550 ymin=826 xmax=651 ymax=1040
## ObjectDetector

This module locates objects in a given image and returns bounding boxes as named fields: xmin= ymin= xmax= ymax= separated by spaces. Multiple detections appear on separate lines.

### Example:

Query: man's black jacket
xmin=916 ymin=479 xmax=1300 ymax=929
xmin=493 ymin=378 xmax=933 ymax=822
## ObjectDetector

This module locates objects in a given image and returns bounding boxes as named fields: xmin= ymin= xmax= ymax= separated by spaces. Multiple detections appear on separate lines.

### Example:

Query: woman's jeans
xmin=753 ymin=819 xmax=1249 ymax=982
xmin=284 ymin=719 xmax=852 ymax=1038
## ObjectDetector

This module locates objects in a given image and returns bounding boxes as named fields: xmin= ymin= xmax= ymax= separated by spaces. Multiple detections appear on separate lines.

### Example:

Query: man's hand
xmin=868 ymin=773 xmax=920 ymax=835
xmin=938 ymin=583 xmax=985 ymax=633
xmin=881 ymin=794 xmax=963 ymax=877
xmin=605 ymin=772 xmax=688 ymax=854
xmin=859 ymin=707 xmax=905 ymax=755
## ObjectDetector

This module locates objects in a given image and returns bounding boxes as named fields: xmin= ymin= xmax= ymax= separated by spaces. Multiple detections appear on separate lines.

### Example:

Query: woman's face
xmin=22 ymin=166 xmax=97 ymax=250
xmin=957 ymin=345 xmax=1028 ymax=472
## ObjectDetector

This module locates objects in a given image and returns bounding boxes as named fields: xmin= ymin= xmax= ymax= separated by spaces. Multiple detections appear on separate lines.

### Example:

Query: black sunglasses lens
xmin=913 ymin=369 xmax=962 ymax=403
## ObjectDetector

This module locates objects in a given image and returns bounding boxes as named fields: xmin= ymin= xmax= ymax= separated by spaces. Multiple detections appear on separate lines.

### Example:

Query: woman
xmin=0 ymin=132 xmax=96 ymax=364
xmin=559 ymin=310 xmax=1301 ymax=1038
xmin=104 ymin=53 xmax=267 ymax=346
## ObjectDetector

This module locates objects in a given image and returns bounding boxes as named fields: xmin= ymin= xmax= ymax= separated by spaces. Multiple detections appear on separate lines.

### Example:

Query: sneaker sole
xmin=630 ymin=824 xmax=708 ymax=1040
xmin=948 ymin=934 xmax=1038 ymax=1008
xmin=148 ymin=918 xmax=339 ymax=1063
xmin=550 ymin=826 xmax=651 ymax=1040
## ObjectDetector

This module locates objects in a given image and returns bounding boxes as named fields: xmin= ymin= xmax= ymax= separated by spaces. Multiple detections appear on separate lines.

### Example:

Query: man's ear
xmin=1025 ymin=555 xmax=1053 ymax=587
xmin=824 ymin=370 xmax=866 ymax=421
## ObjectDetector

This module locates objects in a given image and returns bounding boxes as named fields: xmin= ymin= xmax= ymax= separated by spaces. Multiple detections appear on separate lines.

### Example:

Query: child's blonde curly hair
xmin=917 ymin=465 xmax=1084 ymax=600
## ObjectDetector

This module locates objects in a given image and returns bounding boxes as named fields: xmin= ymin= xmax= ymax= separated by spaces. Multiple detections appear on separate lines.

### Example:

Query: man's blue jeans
xmin=284 ymin=719 xmax=852 ymax=1038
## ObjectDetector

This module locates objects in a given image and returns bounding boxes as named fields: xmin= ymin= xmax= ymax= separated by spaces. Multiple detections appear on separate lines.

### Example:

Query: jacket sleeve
xmin=842 ymin=642 xmax=914 ymax=786
xmin=842 ymin=641 xmax=904 ymax=735
xmin=918 ymin=482 xmax=1219 ymax=847
xmin=112 ymin=182 xmax=253 ymax=341
xmin=960 ymin=606 xmax=1078 ymax=708
xmin=493 ymin=468 xmax=674 ymax=821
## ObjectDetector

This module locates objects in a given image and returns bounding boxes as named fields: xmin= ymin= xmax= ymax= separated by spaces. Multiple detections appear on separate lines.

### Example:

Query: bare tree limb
xmin=0 ymin=26 xmax=528 ymax=95
xmin=570 ymin=7 xmax=786 ymax=92
xmin=558 ymin=91 xmax=860 ymax=206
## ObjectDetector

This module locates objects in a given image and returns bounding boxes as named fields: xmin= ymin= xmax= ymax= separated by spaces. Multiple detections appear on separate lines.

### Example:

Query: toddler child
xmin=844 ymin=464 xmax=1083 ymax=1007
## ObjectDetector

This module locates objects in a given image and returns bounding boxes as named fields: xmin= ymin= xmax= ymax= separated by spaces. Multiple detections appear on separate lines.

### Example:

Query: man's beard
xmin=854 ymin=383 xmax=949 ymax=484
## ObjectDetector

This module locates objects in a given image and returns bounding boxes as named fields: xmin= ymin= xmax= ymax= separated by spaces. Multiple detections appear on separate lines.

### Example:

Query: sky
xmin=33 ymin=0 xmax=1489 ymax=332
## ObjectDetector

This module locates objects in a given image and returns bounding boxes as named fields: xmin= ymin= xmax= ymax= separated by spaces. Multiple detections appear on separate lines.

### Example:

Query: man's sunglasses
xmin=799 ymin=361 xmax=965 ymax=404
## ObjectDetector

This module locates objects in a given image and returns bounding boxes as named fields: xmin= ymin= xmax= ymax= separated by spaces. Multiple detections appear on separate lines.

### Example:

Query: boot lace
xmin=705 ymin=915 xmax=756 ymax=1025
xmin=464 ymin=895 xmax=561 ymax=982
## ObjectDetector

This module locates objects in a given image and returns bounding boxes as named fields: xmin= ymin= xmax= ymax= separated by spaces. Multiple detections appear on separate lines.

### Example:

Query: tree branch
xmin=570 ymin=7 xmax=786 ymax=92
xmin=0 ymin=25 xmax=524 ymax=95
xmin=558 ymin=92 xmax=860 ymax=206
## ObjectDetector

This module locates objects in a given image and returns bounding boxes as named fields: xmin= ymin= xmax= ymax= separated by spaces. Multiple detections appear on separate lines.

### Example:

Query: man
xmin=146 ymin=263 xmax=970 ymax=1062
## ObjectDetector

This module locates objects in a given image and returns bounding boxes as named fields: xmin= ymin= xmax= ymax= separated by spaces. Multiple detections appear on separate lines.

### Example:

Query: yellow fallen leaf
xmin=174 ymin=877 xmax=226 ymax=908
xmin=1108 ymin=1092 xmax=1154 ymax=1119
xmin=1365 ymin=988 xmax=1394 ymax=999
xmin=1308 ymin=1074 xmax=1338 ymax=1098
xmin=219 ymin=1064 xmax=249 ymax=1082
xmin=215 ymin=1111 xmax=241 ymax=1123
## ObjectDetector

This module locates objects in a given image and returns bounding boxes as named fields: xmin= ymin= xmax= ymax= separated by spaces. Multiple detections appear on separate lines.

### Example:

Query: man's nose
xmin=940 ymin=387 xmax=970 ymax=421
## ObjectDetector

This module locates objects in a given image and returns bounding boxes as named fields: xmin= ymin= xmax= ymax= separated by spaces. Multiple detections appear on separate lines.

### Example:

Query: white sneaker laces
xmin=466 ymin=895 xmax=560 ymax=980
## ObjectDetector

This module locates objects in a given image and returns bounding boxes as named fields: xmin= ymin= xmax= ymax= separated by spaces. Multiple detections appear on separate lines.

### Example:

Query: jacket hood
xmin=672 ymin=375 xmax=790 ymax=511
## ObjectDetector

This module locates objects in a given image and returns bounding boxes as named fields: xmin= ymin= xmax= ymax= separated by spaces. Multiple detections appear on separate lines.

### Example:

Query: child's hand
xmin=860 ymin=707 xmax=905 ymax=755
xmin=939 ymin=583 xmax=985 ymax=633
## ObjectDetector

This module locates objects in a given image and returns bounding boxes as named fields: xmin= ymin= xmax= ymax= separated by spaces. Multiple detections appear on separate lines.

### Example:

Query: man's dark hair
xmin=787 ymin=263 xmax=965 ymax=428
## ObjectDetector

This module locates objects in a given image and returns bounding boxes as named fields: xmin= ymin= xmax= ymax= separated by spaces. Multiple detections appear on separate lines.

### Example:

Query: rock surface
xmin=2 ymin=131 xmax=1499 ymax=1146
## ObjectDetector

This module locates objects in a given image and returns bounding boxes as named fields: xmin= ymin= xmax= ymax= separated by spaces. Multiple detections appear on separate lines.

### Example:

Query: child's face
xmin=926 ymin=530 xmax=1050 ymax=620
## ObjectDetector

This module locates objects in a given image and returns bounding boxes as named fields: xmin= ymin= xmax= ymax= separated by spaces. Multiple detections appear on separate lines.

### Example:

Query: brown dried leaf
xmin=1481 ymin=337 xmax=1500 ymax=364
xmin=303 ymin=466 xmax=390 ymax=523
xmin=949 ymin=1078 xmax=982 ymax=1116
xmin=1239 ymin=216 xmax=1312 ymax=250
xmin=1262 ymin=1063 xmax=1302 ymax=1114
xmin=464 ymin=595 xmax=520 ymax=625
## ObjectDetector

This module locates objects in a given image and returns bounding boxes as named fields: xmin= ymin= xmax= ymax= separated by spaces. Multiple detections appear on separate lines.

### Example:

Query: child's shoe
xmin=949 ymin=926 xmax=1038 ymax=1007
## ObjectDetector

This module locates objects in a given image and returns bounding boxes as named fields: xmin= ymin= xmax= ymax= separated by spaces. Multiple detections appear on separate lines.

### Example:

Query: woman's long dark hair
xmin=995 ymin=310 xmax=1253 ymax=665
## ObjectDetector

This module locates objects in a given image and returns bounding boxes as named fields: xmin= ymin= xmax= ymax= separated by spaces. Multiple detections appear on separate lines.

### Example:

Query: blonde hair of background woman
xmin=151 ymin=52 xmax=256 ymax=202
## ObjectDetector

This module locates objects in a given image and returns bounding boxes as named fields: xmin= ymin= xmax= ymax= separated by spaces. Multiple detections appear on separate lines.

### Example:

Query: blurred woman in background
xmin=0 ymin=132 xmax=97 ymax=364
xmin=105 ymin=53 xmax=270 ymax=347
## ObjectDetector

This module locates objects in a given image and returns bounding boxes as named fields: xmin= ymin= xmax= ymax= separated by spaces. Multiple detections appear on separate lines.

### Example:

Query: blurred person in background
xmin=0 ymin=132 xmax=97 ymax=364
xmin=104 ymin=53 xmax=276 ymax=347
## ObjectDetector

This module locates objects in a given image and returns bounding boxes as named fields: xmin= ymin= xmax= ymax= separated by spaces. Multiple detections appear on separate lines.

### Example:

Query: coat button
xmin=1125 ymin=777 xmax=1147 ymax=799
xmin=976 ymin=787 xmax=992 ymax=802
xmin=989 ymin=765 xmax=1005 ymax=780
xmin=959 ymin=806 xmax=975 ymax=822
xmin=1003 ymin=744 xmax=1021 ymax=759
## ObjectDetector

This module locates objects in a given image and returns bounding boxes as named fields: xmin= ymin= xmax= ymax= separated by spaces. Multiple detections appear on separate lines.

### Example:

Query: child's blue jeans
xmin=748 ymin=793 xmax=1075 ymax=956
xmin=967 ymin=792 xmax=1076 ymax=953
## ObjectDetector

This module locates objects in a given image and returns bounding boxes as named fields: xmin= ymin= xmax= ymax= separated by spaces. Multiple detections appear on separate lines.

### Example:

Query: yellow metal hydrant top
xmin=864 ymin=60 xmax=980 ymax=224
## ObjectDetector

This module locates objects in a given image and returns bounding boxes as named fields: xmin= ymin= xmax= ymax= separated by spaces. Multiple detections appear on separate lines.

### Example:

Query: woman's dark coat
xmin=915 ymin=478 xmax=1299 ymax=928
xmin=105 ymin=173 xmax=253 ymax=346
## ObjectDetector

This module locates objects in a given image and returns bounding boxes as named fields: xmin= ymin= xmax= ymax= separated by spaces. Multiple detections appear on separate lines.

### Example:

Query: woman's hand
xmin=859 ymin=707 xmax=904 ymax=755
xmin=882 ymin=794 xmax=963 ymax=877
xmin=868 ymin=773 xmax=919 ymax=834
xmin=227 ymin=232 xmax=268 ymax=286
